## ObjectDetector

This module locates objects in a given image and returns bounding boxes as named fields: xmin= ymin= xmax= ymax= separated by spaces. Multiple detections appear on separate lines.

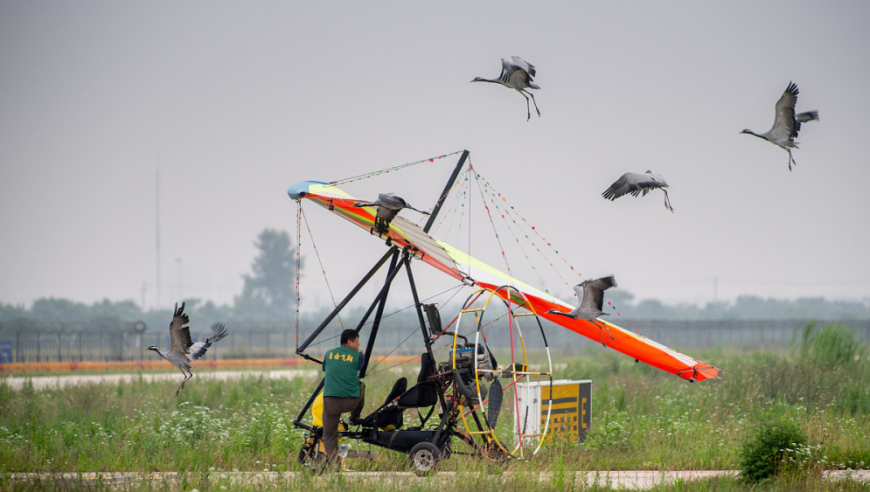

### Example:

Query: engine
xmin=438 ymin=342 xmax=495 ymax=382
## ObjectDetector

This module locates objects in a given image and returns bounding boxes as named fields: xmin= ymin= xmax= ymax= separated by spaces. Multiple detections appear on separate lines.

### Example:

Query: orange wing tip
xmin=678 ymin=364 xmax=719 ymax=383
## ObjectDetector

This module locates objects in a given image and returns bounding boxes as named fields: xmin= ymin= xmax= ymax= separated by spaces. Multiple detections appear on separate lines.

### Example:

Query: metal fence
xmin=0 ymin=318 xmax=296 ymax=364
xmin=1 ymin=318 xmax=868 ymax=364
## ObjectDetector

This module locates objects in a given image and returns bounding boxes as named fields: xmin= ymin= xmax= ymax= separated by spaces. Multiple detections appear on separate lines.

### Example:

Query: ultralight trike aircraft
xmin=287 ymin=150 xmax=717 ymax=475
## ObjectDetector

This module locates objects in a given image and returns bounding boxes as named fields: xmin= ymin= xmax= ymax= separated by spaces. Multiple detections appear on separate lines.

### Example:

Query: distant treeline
xmin=2 ymin=292 xmax=868 ymax=336
xmin=0 ymin=297 xmax=324 ymax=336
xmin=606 ymin=290 xmax=870 ymax=321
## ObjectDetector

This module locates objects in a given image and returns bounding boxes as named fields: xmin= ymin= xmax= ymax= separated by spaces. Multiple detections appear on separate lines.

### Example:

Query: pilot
xmin=322 ymin=329 xmax=366 ymax=464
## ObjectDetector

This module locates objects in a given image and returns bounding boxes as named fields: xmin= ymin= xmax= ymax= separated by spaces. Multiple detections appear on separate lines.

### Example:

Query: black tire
xmin=298 ymin=441 xmax=327 ymax=472
xmin=408 ymin=441 xmax=441 ymax=476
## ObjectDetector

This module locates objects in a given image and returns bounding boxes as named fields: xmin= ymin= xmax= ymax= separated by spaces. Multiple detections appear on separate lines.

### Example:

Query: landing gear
xmin=297 ymin=435 xmax=327 ymax=472
xmin=408 ymin=442 xmax=441 ymax=476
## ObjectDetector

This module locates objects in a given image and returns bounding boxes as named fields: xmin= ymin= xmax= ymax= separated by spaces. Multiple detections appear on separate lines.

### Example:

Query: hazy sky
xmin=2 ymin=1 xmax=869 ymax=312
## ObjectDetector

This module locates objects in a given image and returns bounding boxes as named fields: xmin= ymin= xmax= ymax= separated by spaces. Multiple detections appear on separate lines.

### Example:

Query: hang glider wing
xmin=289 ymin=181 xmax=718 ymax=382
xmin=288 ymin=181 xmax=468 ymax=282
xmin=473 ymin=280 xmax=717 ymax=382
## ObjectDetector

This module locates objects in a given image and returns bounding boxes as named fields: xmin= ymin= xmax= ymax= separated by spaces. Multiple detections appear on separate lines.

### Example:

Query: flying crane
xmin=741 ymin=81 xmax=820 ymax=171
xmin=602 ymin=171 xmax=675 ymax=212
xmin=472 ymin=56 xmax=542 ymax=121
xmin=148 ymin=302 xmax=228 ymax=396
xmin=547 ymin=276 xmax=618 ymax=347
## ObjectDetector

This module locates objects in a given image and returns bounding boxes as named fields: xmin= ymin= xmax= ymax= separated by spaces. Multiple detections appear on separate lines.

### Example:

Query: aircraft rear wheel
xmin=408 ymin=441 xmax=441 ymax=476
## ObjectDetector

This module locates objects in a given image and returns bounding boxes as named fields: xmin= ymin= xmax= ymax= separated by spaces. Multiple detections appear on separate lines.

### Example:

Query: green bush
xmin=794 ymin=322 xmax=864 ymax=368
xmin=739 ymin=420 xmax=809 ymax=484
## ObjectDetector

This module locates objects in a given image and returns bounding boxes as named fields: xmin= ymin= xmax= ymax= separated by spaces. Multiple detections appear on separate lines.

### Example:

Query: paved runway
xmin=5 ymin=470 xmax=869 ymax=490
xmin=1 ymin=369 xmax=318 ymax=390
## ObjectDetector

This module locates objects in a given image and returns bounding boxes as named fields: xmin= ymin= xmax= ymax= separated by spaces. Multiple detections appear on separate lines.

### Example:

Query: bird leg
xmin=175 ymin=369 xmax=194 ymax=396
xmin=662 ymin=190 xmax=675 ymax=213
xmin=787 ymin=149 xmax=796 ymax=172
xmin=374 ymin=218 xmax=389 ymax=236
xmin=592 ymin=320 xmax=615 ymax=348
xmin=175 ymin=368 xmax=188 ymax=396
xmin=519 ymin=92 xmax=532 ymax=121
xmin=525 ymin=90 xmax=541 ymax=118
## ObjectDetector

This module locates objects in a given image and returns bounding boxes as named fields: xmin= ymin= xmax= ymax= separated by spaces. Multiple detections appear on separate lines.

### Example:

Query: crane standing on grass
xmin=148 ymin=302 xmax=228 ymax=396
xmin=740 ymin=81 xmax=820 ymax=171
xmin=472 ymin=56 xmax=541 ymax=121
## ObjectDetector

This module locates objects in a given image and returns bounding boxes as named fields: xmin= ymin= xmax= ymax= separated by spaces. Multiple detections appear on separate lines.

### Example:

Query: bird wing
xmin=795 ymin=110 xmax=819 ymax=123
xmin=510 ymin=56 xmax=536 ymax=78
xmin=169 ymin=302 xmax=193 ymax=353
xmin=378 ymin=193 xmax=411 ymax=210
xmin=601 ymin=173 xmax=634 ymax=200
xmin=377 ymin=193 xmax=397 ymax=205
xmin=497 ymin=58 xmax=514 ymax=82
xmin=768 ymin=82 xmax=799 ymax=142
xmin=578 ymin=276 xmax=617 ymax=313
xmin=188 ymin=324 xmax=228 ymax=361
xmin=602 ymin=172 xmax=663 ymax=200
xmin=571 ymin=283 xmax=586 ymax=304
xmin=376 ymin=193 xmax=429 ymax=215
xmin=578 ymin=283 xmax=605 ymax=313
xmin=376 ymin=207 xmax=399 ymax=223
xmin=499 ymin=57 xmax=535 ymax=90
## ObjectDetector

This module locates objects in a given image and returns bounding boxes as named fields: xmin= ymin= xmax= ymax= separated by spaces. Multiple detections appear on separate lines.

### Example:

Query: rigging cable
xmin=328 ymin=151 xmax=464 ymax=187
xmin=469 ymin=160 xmax=515 ymax=280
xmin=474 ymin=168 xmax=546 ymax=289
xmin=301 ymin=206 xmax=345 ymax=332
xmin=428 ymin=166 xmax=472 ymax=243
xmin=295 ymin=199 xmax=302 ymax=352
xmin=473 ymin=169 xmax=583 ymax=296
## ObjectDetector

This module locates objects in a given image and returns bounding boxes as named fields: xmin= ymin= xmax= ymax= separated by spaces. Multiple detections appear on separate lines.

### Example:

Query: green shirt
xmin=322 ymin=345 xmax=361 ymax=398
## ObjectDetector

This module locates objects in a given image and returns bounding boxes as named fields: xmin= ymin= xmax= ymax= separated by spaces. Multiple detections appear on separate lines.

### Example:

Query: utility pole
xmin=176 ymin=258 xmax=183 ymax=301
xmin=156 ymin=169 xmax=161 ymax=307
xmin=713 ymin=277 xmax=718 ymax=302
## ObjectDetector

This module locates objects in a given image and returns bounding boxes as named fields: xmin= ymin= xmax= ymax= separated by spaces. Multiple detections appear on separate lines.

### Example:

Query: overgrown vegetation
xmin=738 ymin=420 xmax=809 ymax=484
xmin=0 ymin=324 xmax=867 ymax=491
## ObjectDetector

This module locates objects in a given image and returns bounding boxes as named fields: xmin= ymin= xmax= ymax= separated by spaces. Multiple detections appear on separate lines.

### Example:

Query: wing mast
xmin=424 ymin=149 xmax=469 ymax=233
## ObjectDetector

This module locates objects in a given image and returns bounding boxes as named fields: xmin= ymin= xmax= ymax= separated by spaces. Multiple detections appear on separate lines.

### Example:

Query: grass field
xmin=1 ymin=323 xmax=868 ymax=491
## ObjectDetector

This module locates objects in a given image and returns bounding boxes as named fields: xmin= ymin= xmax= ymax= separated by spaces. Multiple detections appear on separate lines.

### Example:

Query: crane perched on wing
xmin=546 ymin=276 xmax=618 ymax=347
xmin=352 ymin=193 xmax=430 ymax=237
xmin=148 ymin=302 xmax=228 ymax=396
xmin=602 ymin=171 xmax=674 ymax=212
xmin=740 ymin=81 xmax=820 ymax=171
xmin=472 ymin=56 xmax=541 ymax=121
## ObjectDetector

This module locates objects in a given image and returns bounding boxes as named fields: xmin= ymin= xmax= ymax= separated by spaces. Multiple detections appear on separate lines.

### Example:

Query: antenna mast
xmin=155 ymin=169 xmax=161 ymax=306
